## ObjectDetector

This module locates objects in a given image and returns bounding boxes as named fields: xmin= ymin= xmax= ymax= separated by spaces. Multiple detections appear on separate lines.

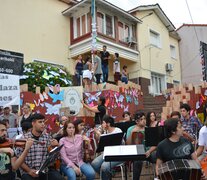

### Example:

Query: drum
xmin=158 ymin=159 xmax=202 ymax=180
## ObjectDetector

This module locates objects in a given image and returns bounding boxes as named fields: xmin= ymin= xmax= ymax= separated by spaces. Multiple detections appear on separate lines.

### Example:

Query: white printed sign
xmin=0 ymin=74 xmax=20 ymax=106
xmin=62 ymin=87 xmax=83 ymax=116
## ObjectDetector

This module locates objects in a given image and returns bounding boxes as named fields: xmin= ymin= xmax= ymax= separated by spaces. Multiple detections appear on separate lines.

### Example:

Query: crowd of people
xmin=1 ymin=96 xmax=207 ymax=180
xmin=74 ymin=45 xmax=129 ymax=92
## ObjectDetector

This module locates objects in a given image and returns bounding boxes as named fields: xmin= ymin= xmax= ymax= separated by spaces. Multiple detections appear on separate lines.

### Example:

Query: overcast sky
xmin=107 ymin=0 xmax=207 ymax=28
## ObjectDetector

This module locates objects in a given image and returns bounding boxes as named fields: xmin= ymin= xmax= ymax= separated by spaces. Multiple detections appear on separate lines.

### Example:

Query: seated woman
xmin=146 ymin=111 xmax=160 ymax=127
xmin=59 ymin=121 xmax=95 ymax=180
xmin=122 ymin=111 xmax=132 ymax=122
xmin=73 ymin=119 xmax=86 ymax=135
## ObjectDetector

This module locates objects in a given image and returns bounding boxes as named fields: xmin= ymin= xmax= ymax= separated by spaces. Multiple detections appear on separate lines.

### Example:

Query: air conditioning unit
xmin=165 ymin=63 xmax=173 ymax=72
xmin=126 ymin=36 xmax=137 ymax=43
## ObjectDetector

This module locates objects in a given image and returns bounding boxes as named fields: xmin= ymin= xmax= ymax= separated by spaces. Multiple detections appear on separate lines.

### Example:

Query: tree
xmin=20 ymin=62 xmax=72 ymax=92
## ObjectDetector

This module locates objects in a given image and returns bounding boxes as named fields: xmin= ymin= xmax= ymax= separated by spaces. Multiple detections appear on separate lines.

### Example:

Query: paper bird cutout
xmin=23 ymin=67 xmax=32 ymax=73
xmin=48 ymin=90 xmax=64 ymax=103
xmin=29 ymin=103 xmax=35 ymax=110
xmin=39 ymin=92 xmax=49 ymax=101
xmin=84 ymin=91 xmax=101 ymax=104
xmin=59 ymin=78 xmax=72 ymax=85
xmin=34 ymin=99 xmax=40 ymax=106
xmin=45 ymin=102 xmax=61 ymax=115
xmin=59 ymin=69 xmax=67 ymax=75
xmin=19 ymin=75 xmax=29 ymax=79
xmin=47 ymin=84 xmax=60 ymax=94
xmin=43 ymin=70 xmax=53 ymax=80
xmin=50 ymin=71 xmax=60 ymax=76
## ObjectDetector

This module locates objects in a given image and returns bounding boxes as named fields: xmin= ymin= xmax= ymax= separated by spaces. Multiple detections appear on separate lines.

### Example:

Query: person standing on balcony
xmin=113 ymin=52 xmax=121 ymax=85
xmin=82 ymin=56 xmax=92 ymax=92
xmin=93 ymin=51 xmax=102 ymax=90
xmin=121 ymin=65 xmax=128 ymax=84
xmin=100 ymin=45 xmax=110 ymax=83
xmin=74 ymin=55 xmax=83 ymax=86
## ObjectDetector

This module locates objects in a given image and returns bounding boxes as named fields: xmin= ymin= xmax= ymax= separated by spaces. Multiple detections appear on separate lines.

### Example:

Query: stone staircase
xmin=143 ymin=94 xmax=166 ymax=119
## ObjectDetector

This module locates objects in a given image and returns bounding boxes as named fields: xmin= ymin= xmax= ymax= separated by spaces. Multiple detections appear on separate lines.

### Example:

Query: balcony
xmin=62 ymin=0 xmax=141 ymax=62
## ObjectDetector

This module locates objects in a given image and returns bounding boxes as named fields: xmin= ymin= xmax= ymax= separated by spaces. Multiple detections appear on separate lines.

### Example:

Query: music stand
xmin=115 ymin=121 xmax=136 ymax=134
xmin=36 ymin=145 xmax=63 ymax=175
xmin=96 ymin=132 xmax=124 ymax=153
xmin=145 ymin=126 xmax=166 ymax=146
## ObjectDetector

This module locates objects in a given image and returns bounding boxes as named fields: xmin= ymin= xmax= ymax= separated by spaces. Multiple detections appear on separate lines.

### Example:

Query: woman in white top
xmin=82 ymin=56 xmax=92 ymax=92
xmin=113 ymin=53 xmax=121 ymax=85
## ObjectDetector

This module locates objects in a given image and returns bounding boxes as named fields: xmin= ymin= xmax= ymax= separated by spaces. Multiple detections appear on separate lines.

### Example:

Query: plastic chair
xmin=100 ymin=162 xmax=125 ymax=180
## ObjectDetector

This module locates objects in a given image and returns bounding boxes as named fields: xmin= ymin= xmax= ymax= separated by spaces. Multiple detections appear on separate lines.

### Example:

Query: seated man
xmin=0 ymin=121 xmax=33 ymax=180
xmin=126 ymin=111 xmax=156 ymax=180
xmin=156 ymin=118 xmax=201 ymax=179
xmin=91 ymin=115 xmax=122 ymax=180
xmin=16 ymin=113 xmax=63 ymax=180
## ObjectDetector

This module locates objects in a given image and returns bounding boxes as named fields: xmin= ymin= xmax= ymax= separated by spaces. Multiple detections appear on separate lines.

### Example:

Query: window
xmin=97 ymin=12 xmax=104 ymax=34
xmin=150 ymin=30 xmax=161 ymax=48
xmin=118 ymin=22 xmax=124 ymax=41
xmin=118 ymin=21 xmax=130 ymax=42
xmin=74 ymin=13 xmax=90 ymax=39
xmin=106 ymin=15 xmax=113 ymax=37
xmin=97 ymin=12 xmax=114 ymax=37
xmin=124 ymin=25 xmax=129 ymax=41
xmin=77 ymin=17 xmax=80 ymax=37
xmin=170 ymin=45 xmax=176 ymax=59
xmin=151 ymin=73 xmax=165 ymax=94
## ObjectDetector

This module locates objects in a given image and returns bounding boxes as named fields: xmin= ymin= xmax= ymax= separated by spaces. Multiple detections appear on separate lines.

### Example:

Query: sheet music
xmin=103 ymin=145 xmax=138 ymax=159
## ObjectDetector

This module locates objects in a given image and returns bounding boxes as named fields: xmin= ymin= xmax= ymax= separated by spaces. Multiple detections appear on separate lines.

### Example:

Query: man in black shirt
xmin=100 ymin=45 xmax=110 ymax=83
xmin=81 ymin=96 xmax=106 ymax=126
xmin=156 ymin=118 xmax=201 ymax=179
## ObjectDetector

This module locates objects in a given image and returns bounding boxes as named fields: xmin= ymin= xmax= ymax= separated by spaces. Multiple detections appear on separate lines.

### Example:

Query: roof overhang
xmin=69 ymin=37 xmax=139 ymax=62
xmin=62 ymin=0 xmax=141 ymax=23
xmin=129 ymin=4 xmax=175 ymax=32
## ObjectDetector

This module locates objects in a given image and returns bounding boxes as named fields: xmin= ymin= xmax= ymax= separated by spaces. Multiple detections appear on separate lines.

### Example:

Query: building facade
xmin=129 ymin=4 xmax=181 ymax=95
xmin=0 ymin=0 xmax=73 ymax=68
xmin=177 ymin=24 xmax=207 ymax=85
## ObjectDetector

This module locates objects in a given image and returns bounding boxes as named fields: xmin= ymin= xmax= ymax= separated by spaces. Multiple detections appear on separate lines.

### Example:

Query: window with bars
xmin=151 ymin=73 xmax=165 ymax=94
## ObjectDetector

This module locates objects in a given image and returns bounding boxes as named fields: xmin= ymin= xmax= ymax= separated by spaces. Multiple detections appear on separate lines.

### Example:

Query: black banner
xmin=0 ymin=49 xmax=24 ymax=75
xmin=200 ymin=42 xmax=207 ymax=81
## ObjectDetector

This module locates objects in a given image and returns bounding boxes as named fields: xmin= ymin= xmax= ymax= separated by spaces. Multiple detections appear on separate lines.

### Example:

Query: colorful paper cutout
xmin=45 ymin=103 xmax=61 ymax=115
xmin=48 ymin=90 xmax=64 ymax=103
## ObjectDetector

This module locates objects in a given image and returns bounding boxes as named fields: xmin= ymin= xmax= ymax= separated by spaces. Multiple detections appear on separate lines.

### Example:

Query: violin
xmin=0 ymin=138 xmax=45 ymax=149
xmin=83 ymin=139 xmax=93 ymax=163
xmin=82 ymin=126 xmax=94 ymax=163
